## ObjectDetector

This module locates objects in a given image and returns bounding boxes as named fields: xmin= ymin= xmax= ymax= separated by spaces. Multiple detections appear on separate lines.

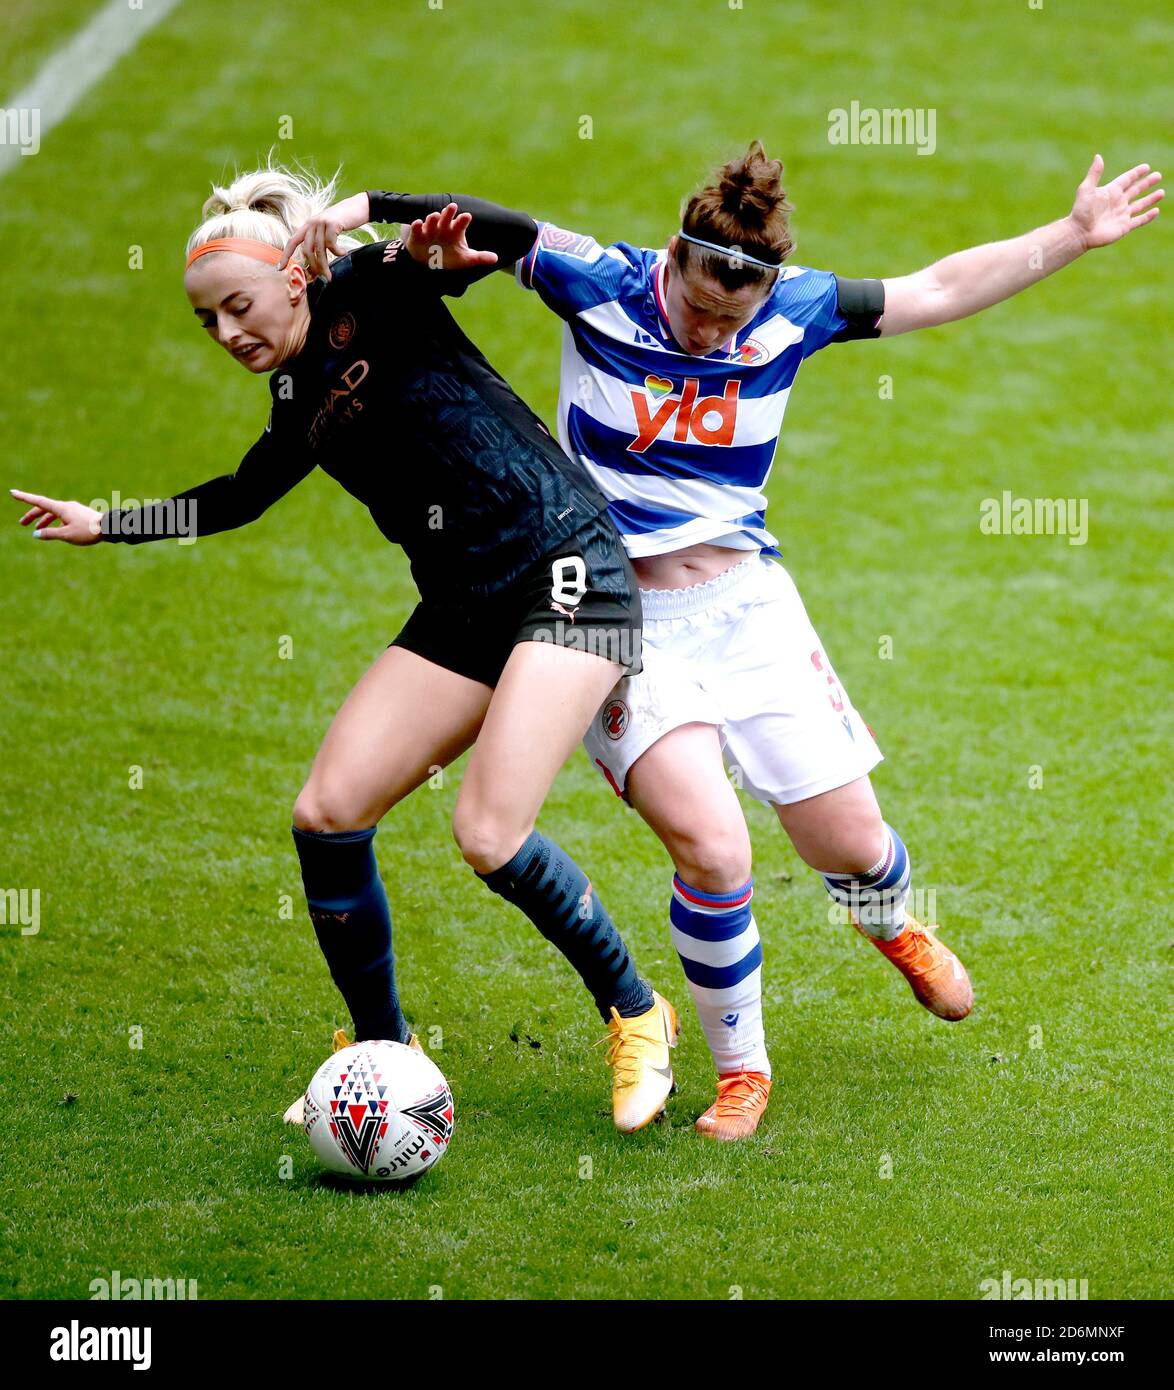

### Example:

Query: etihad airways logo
xmin=308 ymin=359 xmax=369 ymax=449
xmin=629 ymin=375 xmax=741 ymax=453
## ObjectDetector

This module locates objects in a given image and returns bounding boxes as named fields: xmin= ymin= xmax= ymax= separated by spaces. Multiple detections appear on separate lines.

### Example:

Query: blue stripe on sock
xmin=670 ymin=896 xmax=754 ymax=942
xmin=825 ymin=866 xmax=909 ymax=898
xmin=678 ymin=940 xmax=763 ymax=991
xmin=825 ymin=826 xmax=909 ymax=894
xmin=672 ymin=875 xmax=753 ymax=908
xmin=863 ymin=855 xmax=908 ymax=893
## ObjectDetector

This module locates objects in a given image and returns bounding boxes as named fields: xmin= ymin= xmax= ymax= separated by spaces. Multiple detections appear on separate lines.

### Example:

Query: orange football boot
xmin=855 ymin=914 xmax=973 ymax=1020
xmin=695 ymin=1070 xmax=773 ymax=1141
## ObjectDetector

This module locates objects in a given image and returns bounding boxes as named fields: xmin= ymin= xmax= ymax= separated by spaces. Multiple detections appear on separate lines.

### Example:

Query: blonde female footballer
xmin=12 ymin=165 xmax=684 ymax=1135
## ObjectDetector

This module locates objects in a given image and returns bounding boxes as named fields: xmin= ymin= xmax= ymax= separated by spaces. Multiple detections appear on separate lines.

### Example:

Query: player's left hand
xmin=1069 ymin=155 xmax=1163 ymax=250
xmin=10 ymin=489 xmax=104 ymax=544
xmin=403 ymin=202 xmax=499 ymax=272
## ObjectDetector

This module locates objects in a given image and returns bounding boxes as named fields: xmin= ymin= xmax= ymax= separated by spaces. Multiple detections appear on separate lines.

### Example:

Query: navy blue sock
xmin=478 ymin=830 xmax=653 ymax=1020
xmin=292 ymin=825 xmax=410 ymax=1044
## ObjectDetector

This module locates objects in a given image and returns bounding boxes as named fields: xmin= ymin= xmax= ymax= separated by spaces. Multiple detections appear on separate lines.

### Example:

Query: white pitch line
xmin=0 ymin=0 xmax=184 ymax=179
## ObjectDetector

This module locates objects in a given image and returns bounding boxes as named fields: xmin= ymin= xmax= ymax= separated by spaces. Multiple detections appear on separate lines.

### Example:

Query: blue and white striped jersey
xmin=516 ymin=221 xmax=876 ymax=557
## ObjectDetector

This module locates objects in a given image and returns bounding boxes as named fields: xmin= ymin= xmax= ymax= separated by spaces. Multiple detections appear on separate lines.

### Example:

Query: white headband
xmin=676 ymin=229 xmax=781 ymax=272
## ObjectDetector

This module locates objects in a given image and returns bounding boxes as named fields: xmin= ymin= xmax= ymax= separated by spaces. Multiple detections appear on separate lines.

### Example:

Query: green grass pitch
xmin=0 ymin=0 xmax=1169 ymax=1300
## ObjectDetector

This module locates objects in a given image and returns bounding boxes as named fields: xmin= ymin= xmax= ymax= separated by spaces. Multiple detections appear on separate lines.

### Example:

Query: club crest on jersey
xmin=737 ymin=338 xmax=767 ymax=365
xmin=602 ymin=699 xmax=630 ymax=740
xmin=629 ymin=377 xmax=741 ymax=453
xmin=329 ymin=312 xmax=357 ymax=350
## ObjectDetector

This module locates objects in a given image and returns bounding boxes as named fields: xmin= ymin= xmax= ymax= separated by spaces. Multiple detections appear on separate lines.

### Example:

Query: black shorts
xmin=391 ymin=511 xmax=643 ymax=688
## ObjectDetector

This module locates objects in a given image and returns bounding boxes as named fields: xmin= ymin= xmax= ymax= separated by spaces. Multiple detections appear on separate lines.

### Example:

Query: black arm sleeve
xmin=99 ymin=426 xmax=315 ymax=544
xmin=832 ymin=276 xmax=885 ymax=341
xmin=366 ymin=191 xmax=539 ymax=287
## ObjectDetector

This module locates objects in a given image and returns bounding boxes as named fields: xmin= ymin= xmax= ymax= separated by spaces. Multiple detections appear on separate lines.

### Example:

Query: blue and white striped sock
xmin=821 ymin=823 xmax=911 ymax=941
xmin=670 ymin=875 xmax=770 ymax=1077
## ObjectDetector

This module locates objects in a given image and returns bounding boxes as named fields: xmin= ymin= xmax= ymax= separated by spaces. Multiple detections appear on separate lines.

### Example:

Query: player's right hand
xmin=10 ymin=490 xmax=104 ymax=545
xmin=403 ymin=202 xmax=499 ymax=272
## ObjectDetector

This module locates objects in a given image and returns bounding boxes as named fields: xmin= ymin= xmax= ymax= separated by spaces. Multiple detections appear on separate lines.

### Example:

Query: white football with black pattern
xmin=303 ymin=1040 xmax=454 ymax=1182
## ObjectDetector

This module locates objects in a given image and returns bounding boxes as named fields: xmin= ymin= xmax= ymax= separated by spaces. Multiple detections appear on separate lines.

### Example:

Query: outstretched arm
xmin=11 ymin=426 xmax=315 ymax=546
xmin=369 ymin=191 xmax=537 ymax=268
xmin=279 ymin=191 xmax=538 ymax=284
xmin=877 ymin=155 xmax=1162 ymax=336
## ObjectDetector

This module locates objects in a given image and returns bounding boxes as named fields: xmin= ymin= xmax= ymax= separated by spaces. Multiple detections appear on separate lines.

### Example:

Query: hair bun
xmin=718 ymin=140 xmax=786 ymax=224
xmin=677 ymin=139 xmax=795 ymax=285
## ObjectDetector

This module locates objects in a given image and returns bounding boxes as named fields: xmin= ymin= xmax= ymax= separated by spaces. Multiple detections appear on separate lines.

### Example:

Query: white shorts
xmin=583 ymin=555 xmax=882 ymax=807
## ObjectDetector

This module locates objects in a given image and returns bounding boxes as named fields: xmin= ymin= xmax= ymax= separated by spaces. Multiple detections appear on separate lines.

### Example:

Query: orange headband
xmin=185 ymin=237 xmax=288 ymax=270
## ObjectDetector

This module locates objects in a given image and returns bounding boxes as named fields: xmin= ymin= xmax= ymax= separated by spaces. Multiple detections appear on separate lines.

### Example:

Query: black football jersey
xmin=101 ymin=205 xmax=610 ymax=603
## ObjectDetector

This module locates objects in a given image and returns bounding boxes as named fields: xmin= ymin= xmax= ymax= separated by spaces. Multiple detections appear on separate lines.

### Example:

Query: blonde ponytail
xmin=185 ymin=154 xmax=373 ymax=269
